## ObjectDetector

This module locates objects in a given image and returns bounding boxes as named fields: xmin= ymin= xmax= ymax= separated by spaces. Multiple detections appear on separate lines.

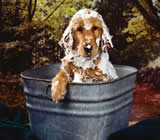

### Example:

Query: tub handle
xmin=45 ymin=83 xmax=52 ymax=100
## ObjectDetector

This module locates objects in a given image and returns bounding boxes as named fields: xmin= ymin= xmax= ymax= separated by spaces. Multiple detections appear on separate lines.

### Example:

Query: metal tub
xmin=21 ymin=63 xmax=137 ymax=140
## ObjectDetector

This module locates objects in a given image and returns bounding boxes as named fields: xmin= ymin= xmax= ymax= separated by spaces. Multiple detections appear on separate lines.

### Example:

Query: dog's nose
xmin=84 ymin=44 xmax=92 ymax=54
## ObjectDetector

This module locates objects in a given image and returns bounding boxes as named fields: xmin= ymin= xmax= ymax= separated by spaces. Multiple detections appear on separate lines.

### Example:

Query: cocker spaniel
xmin=51 ymin=9 xmax=118 ymax=103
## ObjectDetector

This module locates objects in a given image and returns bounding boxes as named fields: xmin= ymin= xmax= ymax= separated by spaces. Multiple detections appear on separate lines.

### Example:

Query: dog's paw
xmin=51 ymin=78 xmax=67 ymax=103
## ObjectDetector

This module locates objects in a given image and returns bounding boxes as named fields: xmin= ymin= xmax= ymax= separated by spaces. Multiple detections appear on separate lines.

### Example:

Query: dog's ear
xmin=101 ymin=21 xmax=113 ymax=53
xmin=59 ymin=23 xmax=74 ymax=55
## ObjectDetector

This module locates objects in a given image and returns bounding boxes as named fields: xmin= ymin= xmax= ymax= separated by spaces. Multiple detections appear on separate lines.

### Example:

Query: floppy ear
xmin=59 ymin=23 xmax=74 ymax=55
xmin=101 ymin=20 xmax=113 ymax=53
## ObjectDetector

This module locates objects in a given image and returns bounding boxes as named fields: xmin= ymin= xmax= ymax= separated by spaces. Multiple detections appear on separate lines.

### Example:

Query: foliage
xmin=122 ymin=7 xmax=160 ymax=43
xmin=28 ymin=24 xmax=63 ymax=68
xmin=26 ymin=0 xmax=96 ymax=68
xmin=120 ymin=6 xmax=160 ymax=68
xmin=120 ymin=37 xmax=160 ymax=68
xmin=0 ymin=41 xmax=32 ymax=73
xmin=0 ymin=0 xmax=25 ymax=26
xmin=0 ymin=0 xmax=96 ymax=71
xmin=33 ymin=0 xmax=96 ymax=42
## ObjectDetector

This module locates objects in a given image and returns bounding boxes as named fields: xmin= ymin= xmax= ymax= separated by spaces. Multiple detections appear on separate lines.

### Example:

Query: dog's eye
xmin=77 ymin=27 xmax=83 ymax=32
xmin=93 ymin=26 xmax=98 ymax=31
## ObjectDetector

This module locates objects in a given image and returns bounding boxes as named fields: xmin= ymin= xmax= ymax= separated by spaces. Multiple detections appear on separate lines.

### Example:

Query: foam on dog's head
xmin=59 ymin=22 xmax=73 ymax=56
xmin=59 ymin=9 xmax=113 ymax=56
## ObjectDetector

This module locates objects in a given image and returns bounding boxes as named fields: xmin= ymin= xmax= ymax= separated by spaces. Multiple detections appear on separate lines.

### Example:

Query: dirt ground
xmin=130 ymin=83 xmax=160 ymax=122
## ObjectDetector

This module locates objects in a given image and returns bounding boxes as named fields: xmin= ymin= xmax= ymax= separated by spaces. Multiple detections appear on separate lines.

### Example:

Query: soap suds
xmin=98 ymin=53 xmax=118 ymax=79
xmin=71 ymin=9 xmax=98 ymax=31
xmin=96 ymin=37 xmax=100 ymax=47
xmin=73 ymin=72 xmax=82 ymax=82
xmin=73 ymin=54 xmax=99 ymax=70
xmin=84 ymin=22 xmax=92 ymax=30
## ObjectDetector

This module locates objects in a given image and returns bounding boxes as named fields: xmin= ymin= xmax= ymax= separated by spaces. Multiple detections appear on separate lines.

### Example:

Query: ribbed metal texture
xmin=21 ymin=64 xmax=137 ymax=140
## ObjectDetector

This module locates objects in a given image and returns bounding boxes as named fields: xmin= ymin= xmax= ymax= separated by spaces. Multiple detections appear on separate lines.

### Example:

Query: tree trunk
xmin=97 ymin=0 xmax=134 ymax=34
xmin=96 ymin=0 xmax=134 ymax=64
xmin=28 ymin=0 xmax=37 ymax=22
xmin=132 ymin=0 xmax=160 ymax=32
xmin=0 ymin=0 xmax=2 ymax=21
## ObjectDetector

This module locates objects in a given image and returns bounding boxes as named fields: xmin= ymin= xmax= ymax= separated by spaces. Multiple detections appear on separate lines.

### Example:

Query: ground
xmin=130 ymin=84 xmax=160 ymax=121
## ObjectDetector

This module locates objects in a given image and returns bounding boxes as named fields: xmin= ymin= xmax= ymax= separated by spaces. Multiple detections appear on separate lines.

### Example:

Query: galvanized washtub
xmin=21 ymin=63 xmax=137 ymax=140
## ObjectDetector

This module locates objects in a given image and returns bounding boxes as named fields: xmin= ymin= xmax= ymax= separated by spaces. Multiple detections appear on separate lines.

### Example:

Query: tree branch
xmin=44 ymin=0 xmax=65 ymax=21
xmin=31 ymin=0 xmax=37 ymax=19
xmin=28 ymin=0 xmax=37 ymax=22
xmin=28 ymin=0 xmax=32 ymax=22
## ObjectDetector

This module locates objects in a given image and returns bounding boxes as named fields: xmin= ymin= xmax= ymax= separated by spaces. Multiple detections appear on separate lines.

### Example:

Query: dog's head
xmin=59 ymin=9 xmax=113 ymax=58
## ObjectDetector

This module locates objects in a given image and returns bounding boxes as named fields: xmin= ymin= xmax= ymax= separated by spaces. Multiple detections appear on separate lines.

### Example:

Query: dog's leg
xmin=51 ymin=70 xmax=68 ymax=103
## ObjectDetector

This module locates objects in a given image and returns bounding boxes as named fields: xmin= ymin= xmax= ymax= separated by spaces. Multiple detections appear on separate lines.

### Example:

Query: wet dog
xmin=51 ymin=9 xmax=118 ymax=103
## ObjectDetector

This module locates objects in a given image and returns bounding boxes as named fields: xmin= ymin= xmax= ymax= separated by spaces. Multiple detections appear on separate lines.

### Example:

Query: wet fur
xmin=51 ymin=9 xmax=118 ymax=103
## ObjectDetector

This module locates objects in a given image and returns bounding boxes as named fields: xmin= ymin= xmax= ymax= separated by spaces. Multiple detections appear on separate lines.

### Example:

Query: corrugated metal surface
xmin=21 ymin=64 xmax=137 ymax=140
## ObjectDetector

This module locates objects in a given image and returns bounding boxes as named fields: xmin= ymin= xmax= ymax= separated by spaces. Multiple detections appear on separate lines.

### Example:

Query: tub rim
xmin=20 ymin=64 xmax=138 ymax=85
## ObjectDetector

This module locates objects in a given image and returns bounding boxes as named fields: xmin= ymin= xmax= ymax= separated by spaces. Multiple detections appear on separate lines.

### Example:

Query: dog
xmin=51 ymin=9 xmax=118 ymax=103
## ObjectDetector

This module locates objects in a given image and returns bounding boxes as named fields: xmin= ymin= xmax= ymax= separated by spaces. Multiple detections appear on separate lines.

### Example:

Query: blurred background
xmin=0 ymin=0 xmax=160 ymax=123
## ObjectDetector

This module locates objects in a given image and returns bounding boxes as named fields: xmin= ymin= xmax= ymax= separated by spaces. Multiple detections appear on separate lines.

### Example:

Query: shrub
xmin=136 ymin=67 xmax=160 ymax=90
